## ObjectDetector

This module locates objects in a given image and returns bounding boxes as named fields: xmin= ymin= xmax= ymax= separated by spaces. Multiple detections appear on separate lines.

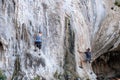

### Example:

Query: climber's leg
xmin=39 ymin=42 xmax=42 ymax=49
xmin=34 ymin=42 xmax=37 ymax=51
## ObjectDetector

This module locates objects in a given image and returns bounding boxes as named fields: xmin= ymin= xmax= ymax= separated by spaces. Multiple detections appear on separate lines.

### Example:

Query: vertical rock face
xmin=0 ymin=0 xmax=119 ymax=80
xmin=92 ymin=0 xmax=120 ymax=79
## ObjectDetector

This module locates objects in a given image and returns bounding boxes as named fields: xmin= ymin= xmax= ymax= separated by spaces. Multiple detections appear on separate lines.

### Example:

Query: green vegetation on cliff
xmin=115 ymin=0 xmax=120 ymax=7
xmin=0 ymin=69 xmax=6 ymax=80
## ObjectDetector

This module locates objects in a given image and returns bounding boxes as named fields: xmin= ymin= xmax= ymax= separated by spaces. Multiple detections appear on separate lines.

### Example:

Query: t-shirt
xmin=85 ymin=52 xmax=91 ymax=59
xmin=35 ymin=35 xmax=42 ymax=42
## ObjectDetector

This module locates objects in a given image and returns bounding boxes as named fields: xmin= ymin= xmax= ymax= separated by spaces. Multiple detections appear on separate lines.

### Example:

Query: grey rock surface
xmin=0 ymin=0 xmax=120 ymax=80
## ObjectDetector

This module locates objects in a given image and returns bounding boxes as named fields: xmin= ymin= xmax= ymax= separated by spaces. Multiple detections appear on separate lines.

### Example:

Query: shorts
xmin=86 ymin=58 xmax=91 ymax=63
xmin=35 ymin=42 xmax=42 ymax=49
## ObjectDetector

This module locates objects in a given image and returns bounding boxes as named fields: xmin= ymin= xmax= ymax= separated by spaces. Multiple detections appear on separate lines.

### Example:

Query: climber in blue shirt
xmin=85 ymin=48 xmax=91 ymax=63
xmin=34 ymin=32 xmax=42 ymax=50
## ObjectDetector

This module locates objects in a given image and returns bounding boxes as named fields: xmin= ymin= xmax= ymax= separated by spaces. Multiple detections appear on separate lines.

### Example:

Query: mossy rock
xmin=115 ymin=0 xmax=120 ymax=7
xmin=54 ymin=71 xmax=65 ymax=80
xmin=33 ymin=75 xmax=40 ymax=80
xmin=11 ymin=57 xmax=21 ymax=80
xmin=54 ymin=71 xmax=59 ymax=79
xmin=0 ymin=70 xmax=6 ymax=80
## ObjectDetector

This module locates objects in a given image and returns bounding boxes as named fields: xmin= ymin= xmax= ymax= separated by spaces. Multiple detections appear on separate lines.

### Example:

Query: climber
xmin=85 ymin=48 xmax=91 ymax=63
xmin=34 ymin=31 xmax=42 ymax=50
xmin=78 ymin=48 xmax=92 ymax=68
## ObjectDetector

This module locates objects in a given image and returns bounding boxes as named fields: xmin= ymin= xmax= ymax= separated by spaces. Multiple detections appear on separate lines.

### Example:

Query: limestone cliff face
xmin=92 ymin=0 xmax=120 ymax=58
xmin=0 ymin=0 xmax=119 ymax=80
xmin=91 ymin=0 xmax=120 ymax=79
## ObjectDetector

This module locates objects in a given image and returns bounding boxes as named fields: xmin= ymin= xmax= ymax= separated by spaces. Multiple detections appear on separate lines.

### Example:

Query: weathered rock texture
xmin=92 ymin=0 xmax=120 ymax=79
xmin=0 ymin=0 xmax=120 ymax=80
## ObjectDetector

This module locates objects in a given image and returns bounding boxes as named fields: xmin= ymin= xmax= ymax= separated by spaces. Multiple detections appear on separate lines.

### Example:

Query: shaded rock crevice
xmin=12 ymin=57 xmax=23 ymax=80
xmin=63 ymin=17 xmax=79 ymax=80
xmin=92 ymin=50 xmax=120 ymax=80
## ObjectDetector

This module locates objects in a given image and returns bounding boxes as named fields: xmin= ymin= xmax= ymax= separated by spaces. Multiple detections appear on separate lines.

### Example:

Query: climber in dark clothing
xmin=34 ymin=32 xmax=42 ymax=49
xmin=85 ymin=48 xmax=91 ymax=63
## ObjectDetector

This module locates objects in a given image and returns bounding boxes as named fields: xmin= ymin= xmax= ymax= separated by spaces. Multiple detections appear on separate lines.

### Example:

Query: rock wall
xmin=92 ymin=0 xmax=120 ymax=79
xmin=92 ymin=0 xmax=120 ymax=59
xmin=0 ymin=0 xmax=119 ymax=80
